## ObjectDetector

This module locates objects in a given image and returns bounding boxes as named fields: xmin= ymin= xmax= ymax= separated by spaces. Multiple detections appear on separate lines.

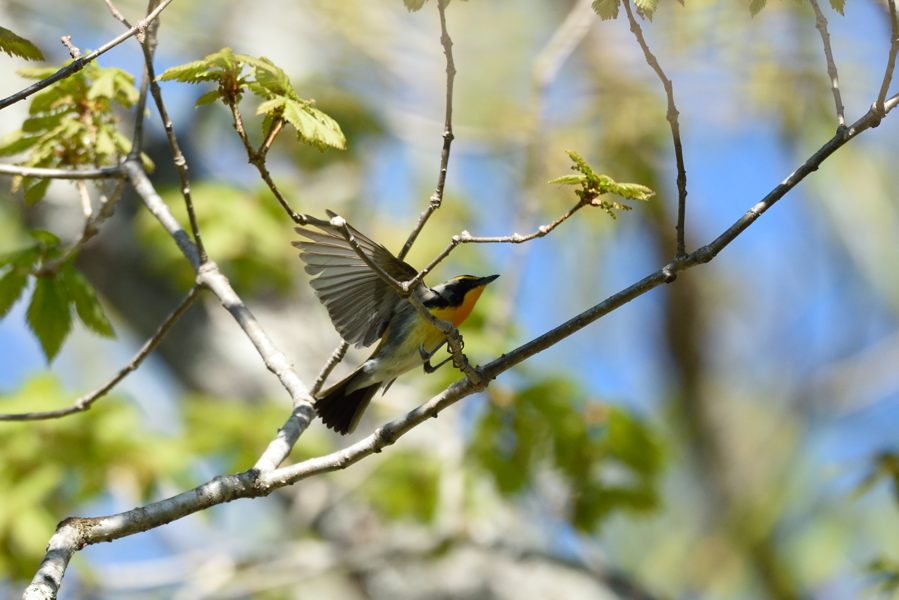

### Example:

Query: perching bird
xmin=293 ymin=211 xmax=498 ymax=434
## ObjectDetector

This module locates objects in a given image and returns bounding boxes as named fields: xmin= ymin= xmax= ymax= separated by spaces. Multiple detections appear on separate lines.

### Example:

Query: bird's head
xmin=425 ymin=274 xmax=499 ymax=326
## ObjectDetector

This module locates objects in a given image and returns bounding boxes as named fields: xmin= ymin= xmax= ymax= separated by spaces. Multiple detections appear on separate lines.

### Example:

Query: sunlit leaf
xmin=0 ymin=26 xmax=44 ymax=61
xmin=26 ymin=275 xmax=72 ymax=361
xmin=61 ymin=265 xmax=114 ymax=338
xmin=592 ymin=0 xmax=621 ymax=20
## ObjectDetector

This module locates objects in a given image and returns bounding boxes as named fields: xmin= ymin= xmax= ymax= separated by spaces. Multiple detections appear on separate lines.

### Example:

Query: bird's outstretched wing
xmin=293 ymin=211 xmax=418 ymax=347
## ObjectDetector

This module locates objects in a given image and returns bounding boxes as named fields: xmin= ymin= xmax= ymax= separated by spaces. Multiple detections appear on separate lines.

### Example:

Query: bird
xmin=293 ymin=211 xmax=498 ymax=434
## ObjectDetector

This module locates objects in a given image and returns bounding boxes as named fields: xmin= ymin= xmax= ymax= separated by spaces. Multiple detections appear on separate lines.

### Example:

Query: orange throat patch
xmin=431 ymin=285 xmax=486 ymax=327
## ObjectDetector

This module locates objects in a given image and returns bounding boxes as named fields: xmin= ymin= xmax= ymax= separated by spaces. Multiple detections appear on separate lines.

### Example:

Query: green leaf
xmin=0 ymin=269 xmax=29 ymax=318
xmin=404 ymin=0 xmax=428 ymax=11
xmin=26 ymin=276 xmax=73 ymax=361
xmin=829 ymin=0 xmax=845 ymax=14
xmin=194 ymin=89 xmax=221 ymax=107
xmin=749 ymin=0 xmax=766 ymax=15
xmin=0 ymin=26 xmax=45 ymax=61
xmin=24 ymin=178 xmax=51 ymax=206
xmin=592 ymin=0 xmax=621 ymax=20
xmin=0 ymin=130 xmax=41 ymax=156
xmin=260 ymin=97 xmax=346 ymax=150
xmin=246 ymin=57 xmax=296 ymax=100
xmin=61 ymin=265 xmax=114 ymax=337
xmin=634 ymin=0 xmax=659 ymax=18
xmin=158 ymin=50 xmax=236 ymax=83
xmin=28 ymin=229 xmax=61 ymax=248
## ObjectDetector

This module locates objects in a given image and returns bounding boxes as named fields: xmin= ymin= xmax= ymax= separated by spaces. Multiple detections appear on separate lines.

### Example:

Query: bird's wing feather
xmin=293 ymin=213 xmax=418 ymax=347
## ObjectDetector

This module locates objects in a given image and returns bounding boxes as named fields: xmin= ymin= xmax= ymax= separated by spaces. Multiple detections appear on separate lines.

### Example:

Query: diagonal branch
xmin=0 ymin=164 xmax=125 ymax=179
xmin=398 ymin=0 xmax=458 ymax=260
xmin=808 ymin=0 xmax=847 ymax=130
xmin=0 ymin=285 xmax=200 ymax=422
xmin=311 ymin=341 xmax=350 ymax=395
xmin=0 ymin=0 xmax=175 ymax=111
xmin=622 ymin=0 xmax=689 ymax=259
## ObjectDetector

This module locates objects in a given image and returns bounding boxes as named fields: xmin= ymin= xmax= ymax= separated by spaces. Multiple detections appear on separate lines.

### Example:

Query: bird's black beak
xmin=477 ymin=274 xmax=500 ymax=286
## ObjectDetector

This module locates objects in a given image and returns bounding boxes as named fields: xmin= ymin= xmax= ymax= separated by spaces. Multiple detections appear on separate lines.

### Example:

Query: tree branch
xmin=622 ymin=0 xmax=689 ymax=258
xmin=808 ymin=0 xmax=847 ymax=130
xmin=0 ymin=164 xmax=125 ymax=180
xmin=0 ymin=0 xmax=175 ymax=111
xmin=0 ymin=285 xmax=200 ymax=422
xmin=136 ymin=7 xmax=207 ymax=263
xmin=398 ymin=0 xmax=458 ymax=260
xmin=311 ymin=341 xmax=350 ymax=395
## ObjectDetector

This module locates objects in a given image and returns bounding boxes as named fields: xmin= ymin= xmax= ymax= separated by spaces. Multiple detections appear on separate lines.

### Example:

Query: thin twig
xmin=808 ymin=0 xmax=847 ymax=130
xmin=34 ymin=179 xmax=126 ymax=276
xmin=311 ymin=342 xmax=350 ymax=395
xmin=876 ymin=0 xmax=899 ymax=115
xmin=622 ymin=0 xmax=688 ymax=259
xmin=0 ymin=164 xmax=125 ymax=179
xmin=408 ymin=198 xmax=588 ymax=291
xmin=59 ymin=36 xmax=81 ymax=60
xmin=136 ymin=10 xmax=208 ymax=263
xmin=103 ymin=0 xmax=132 ymax=27
xmin=0 ymin=0 xmax=175 ymax=111
xmin=0 ymin=286 xmax=200 ymax=422
xmin=397 ymin=0 xmax=457 ymax=260
xmin=23 ymin=92 xmax=899 ymax=600
xmin=227 ymin=102 xmax=302 ymax=223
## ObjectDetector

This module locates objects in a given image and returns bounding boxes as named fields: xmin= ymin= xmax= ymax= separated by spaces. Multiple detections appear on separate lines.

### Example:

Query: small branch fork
xmin=808 ymin=0 xmax=847 ymax=131
xmin=622 ymin=0 xmax=688 ymax=259
xmin=397 ymin=0 xmax=457 ymax=261
xmin=0 ymin=286 xmax=200 ymax=421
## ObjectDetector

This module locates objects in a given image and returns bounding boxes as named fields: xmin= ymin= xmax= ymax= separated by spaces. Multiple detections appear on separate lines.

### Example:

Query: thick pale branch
xmin=0 ymin=286 xmax=200 ymax=422
xmin=622 ymin=0 xmax=688 ymax=258
xmin=0 ymin=164 xmax=125 ymax=180
xmin=398 ymin=0 xmax=457 ymax=260
xmin=808 ymin=0 xmax=847 ymax=129
xmin=0 ymin=0 xmax=175 ymax=111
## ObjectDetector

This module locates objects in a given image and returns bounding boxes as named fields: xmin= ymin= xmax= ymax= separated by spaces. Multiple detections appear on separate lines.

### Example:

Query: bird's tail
xmin=315 ymin=370 xmax=381 ymax=434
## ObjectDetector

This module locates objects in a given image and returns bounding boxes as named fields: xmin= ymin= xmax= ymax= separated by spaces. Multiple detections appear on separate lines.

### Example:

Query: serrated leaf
xmin=279 ymin=99 xmax=347 ymax=150
xmin=0 ymin=27 xmax=45 ymax=61
xmin=635 ymin=0 xmax=658 ymax=18
xmin=592 ymin=0 xmax=621 ymax=20
xmin=0 ymin=269 xmax=30 ymax=318
xmin=549 ymin=174 xmax=588 ymax=186
xmin=61 ymin=266 xmax=114 ymax=337
xmin=26 ymin=276 xmax=72 ymax=361
xmin=247 ymin=58 xmax=296 ymax=100
xmin=749 ymin=0 xmax=766 ymax=15
xmin=829 ymin=0 xmax=845 ymax=14
xmin=95 ymin=128 xmax=116 ymax=157
xmin=404 ymin=0 xmax=428 ymax=11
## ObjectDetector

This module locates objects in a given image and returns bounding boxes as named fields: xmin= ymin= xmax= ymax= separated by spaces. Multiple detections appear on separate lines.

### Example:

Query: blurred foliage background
xmin=1 ymin=0 xmax=899 ymax=598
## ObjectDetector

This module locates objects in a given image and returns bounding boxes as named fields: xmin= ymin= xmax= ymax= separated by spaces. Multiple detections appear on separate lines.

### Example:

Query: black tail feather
xmin=315 ymin=371 xmax=381 ymax=434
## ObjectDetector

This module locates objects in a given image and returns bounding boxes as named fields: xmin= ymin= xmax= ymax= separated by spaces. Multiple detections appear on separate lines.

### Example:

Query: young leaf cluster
xmin=550 ymin=150 xmax=654 ymax=218
xmin=0 ymin=26 xmax=44 ymax=61
xmin=0 ymin=231 xmax=113 ymax=362
xmin=0 ymin=62 xmax=140 ymax=204
xmin=468 ymin=378 xmax=664 ymax=531
xmin=159 ymin=48 xmax=346 ymax=151
xmin=592 ymin=0 xmax=669 ymax=21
